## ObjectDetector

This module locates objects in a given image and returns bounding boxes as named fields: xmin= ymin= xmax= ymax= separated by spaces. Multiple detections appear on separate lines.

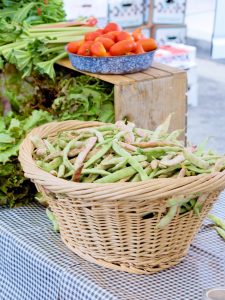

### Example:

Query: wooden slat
xmin=57 ymin=59 xmax=135 ymax=85
xmin=143 ymin=67 xmax=171 ymax=78
xmin=151 ymin=62 xmax=184 ymax=74
xmin=125 ymin=72 xmax=152 ymax=81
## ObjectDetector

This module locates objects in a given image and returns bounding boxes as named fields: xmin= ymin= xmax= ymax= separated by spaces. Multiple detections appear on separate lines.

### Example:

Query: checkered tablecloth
xmin=1 ymin=192 xmax=225 ymax=300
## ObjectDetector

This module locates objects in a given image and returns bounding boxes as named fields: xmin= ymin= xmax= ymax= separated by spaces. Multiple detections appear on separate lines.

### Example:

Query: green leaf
xmin=0 ymin=133 xmax=15 ymax=144
xmin=35 ymin=60 xmax=55 ymax=81
xmin=0 ymin=144 xmax=20 ymax=164
xmin=22 ymin=110 xmax=53 ymax=131
xmin=8 ymin=118 xmax=21 ymax=135
xmin=14 ymin=49 xmax=32 ymax=71
xmin=13 ymin=2 xmax=36 ymax=23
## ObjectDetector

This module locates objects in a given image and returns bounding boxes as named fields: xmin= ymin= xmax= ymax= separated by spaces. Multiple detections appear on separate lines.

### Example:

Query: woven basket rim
xmin=19 ymin=120 xmax=225 ymax=197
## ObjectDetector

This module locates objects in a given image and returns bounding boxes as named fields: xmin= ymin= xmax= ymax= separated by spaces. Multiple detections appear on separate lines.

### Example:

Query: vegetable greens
xmin=0 ymin=110 xmax=53 ymax=207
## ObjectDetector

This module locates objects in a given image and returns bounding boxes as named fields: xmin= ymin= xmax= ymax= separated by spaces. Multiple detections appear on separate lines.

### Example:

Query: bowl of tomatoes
xmin=66 ymin=22 xmax=157 ymax=75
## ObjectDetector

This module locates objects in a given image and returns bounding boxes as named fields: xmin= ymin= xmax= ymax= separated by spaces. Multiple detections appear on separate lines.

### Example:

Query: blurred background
xmin=63 ymin=0 xmax=225 ymax=153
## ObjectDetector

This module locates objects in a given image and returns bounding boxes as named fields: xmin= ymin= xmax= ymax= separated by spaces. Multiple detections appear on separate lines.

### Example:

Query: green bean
xmin=95 ymin=125 xmax=116 ymax=132
xmin=194 ymin=193 xmax=208 ymax=214
xmin=141 ymin=147 xmax=181 ymax=160
xmin=96 ymin=137 xmax=113 ymax=147
xmin=155 ymin=164 xmax=181 ymax=176
xmin=57 ymin=164 xmax=65 ymax=178
xmin=30 ymin=136 xmax=47 ymax=156
xmin=166 ymin=129 xmax=184 ymax=142
xmin=148 ymin=168 xmax=158 ymax=179
xmin=46 ymin=208 xmax=59 ymax=232
xmin=131 ymin=173 xmax=141 ymax=182
xmin=84 ymin=142 xmax=112 ymax=168
xmin=74 ymin=137 xmax=97 ymax=171
xmin=185 ymin=164 xmax=211 ymax=174
xmin=157 ymin=204 xmax=178 ymax=229
xmin=30 ymin=135 xmax=46 ymax=149
xmin=109 ymin=159 xmax=128 ymax=172
xmin=82 ymin=174 xmax=98 ymax=183
xmin=112 ymin=141 xmax=148 ymax=180
xmin=183 ymin=149 xmax=209 ymax=169
xmin=81 ymin=168 xmax=110 ymax=176
xmin=215 ymin=227 xmax=225 ymax=240
xmin=190 ymin=199 xmax=197 ymax=207
xmin=37 ymin=157 xmax=62 ymax=172
xmin=44 ymin=151 xmax=62 ymax=162
xmin=150 ymin=159 xmax=158 ymax=170
xmin=89 ymin=129 xmax=104 ymax=143
xmin=63 ymin=139 xmax=77 ymax=171
xmin=95 ymin=166 xmax=138 ymax=183
xmin=195 ymin=138 xmax=209 ymax=156
xmin=152 ymin=114 xmax=172 ymax=139
xmin=166 ymin=196 xmax=194 ymax=207
xmin=57 ymin=139 xmax=67 ymax=149
xmin=213 ymin=157 xmax=225 ymax=172
xmin=160 ymin=154 xmax=184 ymax=167
xmin=44 ymin=139 xmax=55 ymax=153
xmin=208 ymin=214 xmax=225 ymax=230
xmin=179 ymin=207 xmax=188 ymax=214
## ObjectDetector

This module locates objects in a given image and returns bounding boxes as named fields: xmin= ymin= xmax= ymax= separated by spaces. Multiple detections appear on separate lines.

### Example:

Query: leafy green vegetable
xmin=52 ymin=76 xmax=115 ymax=123
xmin=0 ymin=1 xmax=65 ymax=25
xmin=1 ymin=66 xmax=115 ymax=122
xmin=0 ymin=109 xmax=53 ymax=207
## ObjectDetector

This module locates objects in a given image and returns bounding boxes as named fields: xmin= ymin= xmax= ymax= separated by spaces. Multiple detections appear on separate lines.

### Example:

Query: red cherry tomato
xmin=85 ymin=31 xmax=101 ymax=41
xmin=86 ymin=17 xmax=98 ymax=27
xmin=95 ymin=37 xmax=115 ymax=50
xmin=67 ymin=41 xmax=83 ymax=54
xmin=132 ymin=28 xmax=145 ymax=41
xmin=139 ymin=38 xmax=157 ymax=51
xmin=101 ymin=33 xmax=116 ymax=42
xmin=96 ymin=29 xmax=104 ymax=34
xmin=110 ymin=40 xmax=136 ymax=56
xmin=116 ymin=31 xmax=133 ymax=42
xmin=134 ymin=42 xmax=145 ymax=54
xmin=77 ymin=41 xmax=93 ymax=56
xmin=103 ymin=22 xmax=122 ymax=33
xmin=91 ymin=41 xmax=107 ymax=56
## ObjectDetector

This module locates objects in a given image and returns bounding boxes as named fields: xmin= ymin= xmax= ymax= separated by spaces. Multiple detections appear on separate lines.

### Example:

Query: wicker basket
xmin=19 ymin=120 xmax=225 ymax=274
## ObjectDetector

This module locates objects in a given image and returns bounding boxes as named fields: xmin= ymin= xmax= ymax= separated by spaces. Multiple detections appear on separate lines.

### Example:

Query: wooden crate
xmin=58 ymin=59 xmax=187 ymax=140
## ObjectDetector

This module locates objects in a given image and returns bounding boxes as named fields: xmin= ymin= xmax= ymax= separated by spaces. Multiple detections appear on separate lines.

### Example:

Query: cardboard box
xmin=186 ymin=64 xmax=198 ymax=87
xmin=187 ymin=83 xmax=198 ymax=107
xmin=151 ymin=25 xmax=186 ymax=46
xmin=150 ymin=0 xmax=186 ymax=25
xmin=143 ymin=0 xmax=151 ymax=24
xmin=154 ymin=43 xmax=196 ymax=69
xmin=64 ymin=0 xmax=108 ymax=20
xmin=108 ymin=0 xmax=145 ymax=28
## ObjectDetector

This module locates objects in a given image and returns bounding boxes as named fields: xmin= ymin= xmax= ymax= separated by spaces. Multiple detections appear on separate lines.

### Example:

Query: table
xmin=1 ymin=192 xmax=225 ymax=300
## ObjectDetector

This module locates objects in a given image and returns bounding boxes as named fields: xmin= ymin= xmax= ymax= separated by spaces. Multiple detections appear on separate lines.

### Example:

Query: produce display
xmin=30 ymin=116 xmax=225 ymax=226
xmin=67 ymin=22 xmax=157 ymax=57
xmin=0 ymin=110 xmax=53 ymax=207
xmin=0 ymin=4 xmax=96 ymax=80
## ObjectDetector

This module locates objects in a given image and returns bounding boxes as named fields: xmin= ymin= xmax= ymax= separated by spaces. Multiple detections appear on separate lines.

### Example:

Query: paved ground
xmin=187 ymin=58 xmax=225 ymax=154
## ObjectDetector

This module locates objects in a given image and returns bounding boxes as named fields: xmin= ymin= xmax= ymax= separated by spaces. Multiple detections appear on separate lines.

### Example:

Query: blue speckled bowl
xmin=66 ymin=48 xmax=156 ymax=74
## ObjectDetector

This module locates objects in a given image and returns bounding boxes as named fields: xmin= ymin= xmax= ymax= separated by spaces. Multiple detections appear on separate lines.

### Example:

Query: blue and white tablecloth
xmin=1 ymin=192 xmax=225 ymax=300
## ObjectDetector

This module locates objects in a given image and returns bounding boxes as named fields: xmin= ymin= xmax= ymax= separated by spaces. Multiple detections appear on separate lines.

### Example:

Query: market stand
xmin=58 ymin=59 xmax=187 ymax=140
